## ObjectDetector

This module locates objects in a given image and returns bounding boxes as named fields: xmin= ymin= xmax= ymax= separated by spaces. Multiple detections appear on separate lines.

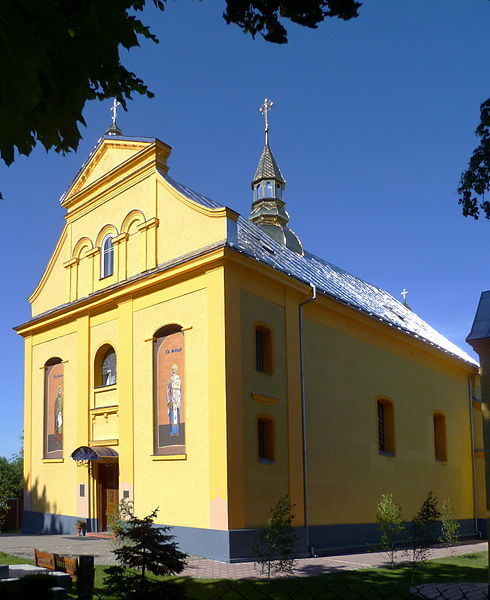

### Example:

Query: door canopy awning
xmin=71 ymin=446 xmax=119 ymax=461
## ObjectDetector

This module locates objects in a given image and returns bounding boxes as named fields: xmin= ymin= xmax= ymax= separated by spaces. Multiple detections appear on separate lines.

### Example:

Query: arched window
xmin=265 ymin=181 xmax=273 ymax=198
xmin=44 ymin=357 xmax=64 ymax=458
xmin=276 ymin=184 xmax=282 ymax=200
xmin=434 ymin=413 xmax=447 ymax=461
xmin=255 ymin=325 xmax=273 ymax=373
xmin=257 ymin=417 xmax=274 ymax=462
xmin=377 ymin=399 xmax=395 ymax=455
xmin=257 ymin=184 xmax=263 ymax=200
xmin=94 ymin=345 xmax=117 ymax=387
xmin=101 ymin=235 xmax=114 ymax=278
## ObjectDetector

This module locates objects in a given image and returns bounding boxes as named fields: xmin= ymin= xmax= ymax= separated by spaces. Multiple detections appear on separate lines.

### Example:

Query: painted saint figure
xmin=54 ymin=385 xmax=63 ymax=444
xmin=166 ymin=363 xmax=182 ymax=436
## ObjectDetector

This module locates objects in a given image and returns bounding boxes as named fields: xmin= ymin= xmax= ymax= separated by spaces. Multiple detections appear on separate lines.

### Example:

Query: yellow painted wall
xmin=28 ymin=227 xmax=70 ymax=317
xmin=303 ymin=315 xmax=476 ymax=523
xmin=30 ymin=140 xmax=230 ymax=320
xmin=224 ymin=258 xmax=483 ymax=531
xmin=155 ymin=179 xmax=227 ymax=266
xmin=239 ymin=289 xmax=290 ymax=527
xmin=22 ymin=262 xmax=230 ymax=530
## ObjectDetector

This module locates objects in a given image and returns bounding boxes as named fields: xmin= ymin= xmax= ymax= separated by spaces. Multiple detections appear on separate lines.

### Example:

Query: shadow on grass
xmin=85 ymin=553 xmax=489 ymax=600
xmin=179 ymin=559 xmax=488 ymax=600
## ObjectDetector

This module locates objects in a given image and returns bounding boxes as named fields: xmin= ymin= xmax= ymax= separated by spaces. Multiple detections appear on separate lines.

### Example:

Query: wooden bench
xmin=34 ymin=549 xmax=78 ymax=577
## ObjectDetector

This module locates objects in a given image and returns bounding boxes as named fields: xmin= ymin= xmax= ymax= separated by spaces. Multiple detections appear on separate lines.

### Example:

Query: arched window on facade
xmin=276 ymin=184 xmax=282 ymax=200
xmin=255 ymin=325 xmax=273 ymax=373
xmin=433 ymin=413 xmax=447 ymax=461
xmin=101 ymin=235 xmax=114 ymax=278
xmin=265 ymin=181 xmax=273 ymax=198
xmin=94 ymin=345 xmax=117 ymax=387
xmin=44 ymin=357 xmax=64 ymax=458
xmin=377 ymin=398 xmax=395 ymax=455
xmin=257 ymin=184 xmax=263 ymax=200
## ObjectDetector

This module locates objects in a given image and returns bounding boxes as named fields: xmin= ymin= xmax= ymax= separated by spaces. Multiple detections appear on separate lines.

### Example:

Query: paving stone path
xmin=0 ymin=534 xmax=488 ymax=597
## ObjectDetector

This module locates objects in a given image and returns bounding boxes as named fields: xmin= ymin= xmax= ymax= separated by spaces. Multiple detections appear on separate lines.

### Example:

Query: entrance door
xmin=96 ymin=461 xmax=119 ymax=531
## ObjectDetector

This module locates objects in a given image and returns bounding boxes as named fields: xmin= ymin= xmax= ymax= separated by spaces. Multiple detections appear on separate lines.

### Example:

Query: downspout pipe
xmin=468 ymin=375 xmax=482 ymax=538
xmin=299 ymin=283 xmax=317 ymax=556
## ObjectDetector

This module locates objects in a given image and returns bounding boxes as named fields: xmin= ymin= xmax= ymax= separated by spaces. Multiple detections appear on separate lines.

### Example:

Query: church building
xmin=17 ymin=101 xmax=486 ymax=561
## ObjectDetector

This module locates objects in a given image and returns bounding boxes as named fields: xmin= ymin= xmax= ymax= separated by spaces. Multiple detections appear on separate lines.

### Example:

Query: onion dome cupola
xmin=249 ymin=99 xmax=303 ymax=255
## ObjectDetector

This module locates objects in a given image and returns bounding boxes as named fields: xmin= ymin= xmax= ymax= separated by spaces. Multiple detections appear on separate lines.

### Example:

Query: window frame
xmin=101 ymin=234 xmax=114 ymax=279
xmin=377 ymin=398 xmax=395 ymax=456
xmin=257 ymin=416 xmax=275 ymax=463
xmin=94 ymin=344 xmax=117 ymax=388
xmin=255 ymin=324 xmax=273 ymax=374
xmin=433 ymin=412 xmax=448 ymax=462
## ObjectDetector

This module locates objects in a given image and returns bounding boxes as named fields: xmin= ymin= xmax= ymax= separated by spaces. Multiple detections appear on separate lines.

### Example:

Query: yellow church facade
xmin=17 ymin=125 xmax=486 ymax=561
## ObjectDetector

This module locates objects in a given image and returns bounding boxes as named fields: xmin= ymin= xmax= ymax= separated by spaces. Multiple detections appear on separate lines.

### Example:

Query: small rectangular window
xmin=377 ymin=399 xmax=395 ymax=455
xmin=377 ymin=402 xmax=385 ymax=452
xmin=79 ymin=484 xmax=85 ymax=498
xmin=258 ymin=418 xmax=274 ymax=462
xmin=255 ymin=326 xmax=272 ymax=373
xmin=256 ymin=330 xmax=265 ymax=372
xmin=434 ymin=413 xmax=447 ymax=461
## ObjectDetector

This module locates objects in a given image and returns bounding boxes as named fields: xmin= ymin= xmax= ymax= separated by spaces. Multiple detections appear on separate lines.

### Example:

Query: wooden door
xmin=96 ymin=462 xmax=119 ymax=531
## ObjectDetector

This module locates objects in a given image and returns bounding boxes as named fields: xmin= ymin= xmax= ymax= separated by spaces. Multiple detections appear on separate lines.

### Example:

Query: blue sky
xmin=1 ymin=0 xmax=489 ymax=457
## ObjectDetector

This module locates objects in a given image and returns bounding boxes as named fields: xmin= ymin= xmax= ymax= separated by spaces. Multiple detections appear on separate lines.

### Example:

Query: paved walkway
xmin=0 ymin=534 xmax=487 ymax=581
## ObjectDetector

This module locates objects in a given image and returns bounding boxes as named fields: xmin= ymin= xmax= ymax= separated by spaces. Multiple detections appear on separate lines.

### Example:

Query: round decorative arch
xmin=121 ymin=209 xmax=146 ymax=234
xmin=72 ymin=237 xmax=93 ymax=260
xmin=96 ymin=224 xmax=119 ymax=247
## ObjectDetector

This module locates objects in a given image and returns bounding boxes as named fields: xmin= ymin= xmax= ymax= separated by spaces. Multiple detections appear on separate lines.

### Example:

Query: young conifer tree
xmin=253 ymin=495 xmax=297 ymax=579
xmin=376 ymin=492 xmax=404 ymax=568
xmin=104 ymin=507 xmax=187 ymax=600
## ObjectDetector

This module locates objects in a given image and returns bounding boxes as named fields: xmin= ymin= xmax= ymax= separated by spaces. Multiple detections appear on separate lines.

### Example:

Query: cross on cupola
xmin=106 ymin=98 xmax=123 ymax=136
xmin=260 ymin=98 xmax=274 ymax=145
xmin=248 ymin=98 xmax=303 ymax=255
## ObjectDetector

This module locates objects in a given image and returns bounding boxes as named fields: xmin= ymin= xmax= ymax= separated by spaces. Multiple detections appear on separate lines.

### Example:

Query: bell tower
xmin=249 ymin=99 xmax=303 ymax=255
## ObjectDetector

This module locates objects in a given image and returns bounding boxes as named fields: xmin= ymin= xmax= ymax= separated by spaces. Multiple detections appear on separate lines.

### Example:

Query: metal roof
xmin=24 ymin=166 xmax=477 ymax=368
xmin=467 ymin=291 xmax=490 ymax=343
xmin=165 ymin=177 xmax=476 ymax=367
xmin=252 ymin=144 xmax=285 ymax=185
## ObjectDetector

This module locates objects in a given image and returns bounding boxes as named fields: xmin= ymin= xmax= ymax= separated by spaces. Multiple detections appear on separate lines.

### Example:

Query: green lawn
xmin=0 ymin=551 xmax=34 ymax=566
xmin=0 ymin=551 xmax=487 ymax=600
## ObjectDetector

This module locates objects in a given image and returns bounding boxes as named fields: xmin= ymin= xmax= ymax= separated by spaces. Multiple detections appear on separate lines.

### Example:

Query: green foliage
xmin=254 ymin=495 xmax=298 ymax=579
xmin=376 ymin=492 xmax=404 ymax=568
xmin=458 ymin=98 xmax=490 ymax=219
xmin=0 ymin=0 xmax=165 ymax=168
xmin=223 ymin=0 xmax=361 ymax=44
xmin=439 ymin=498 xmax=460 ymax=554
xmin=0 ymin=453 xmax=23 ymax=531
xmin=0 ymin=0 xmax=362 ymax=181
xmin=106 ymin=497 xmax=134 ymax=537
xmin=0 ymin=454 xmax=23 ymax=499
xmin=406 ymin=491 xmax=441 ymax=583
xmin=104 ymin=506 xmax=187 ymax=599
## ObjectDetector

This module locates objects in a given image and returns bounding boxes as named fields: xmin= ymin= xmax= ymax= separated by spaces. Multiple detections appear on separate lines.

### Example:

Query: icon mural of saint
xmin=54 ymin=385 xmax=63 ymax=443
xmin=166 ymin=363 xmax=182 ymax=436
